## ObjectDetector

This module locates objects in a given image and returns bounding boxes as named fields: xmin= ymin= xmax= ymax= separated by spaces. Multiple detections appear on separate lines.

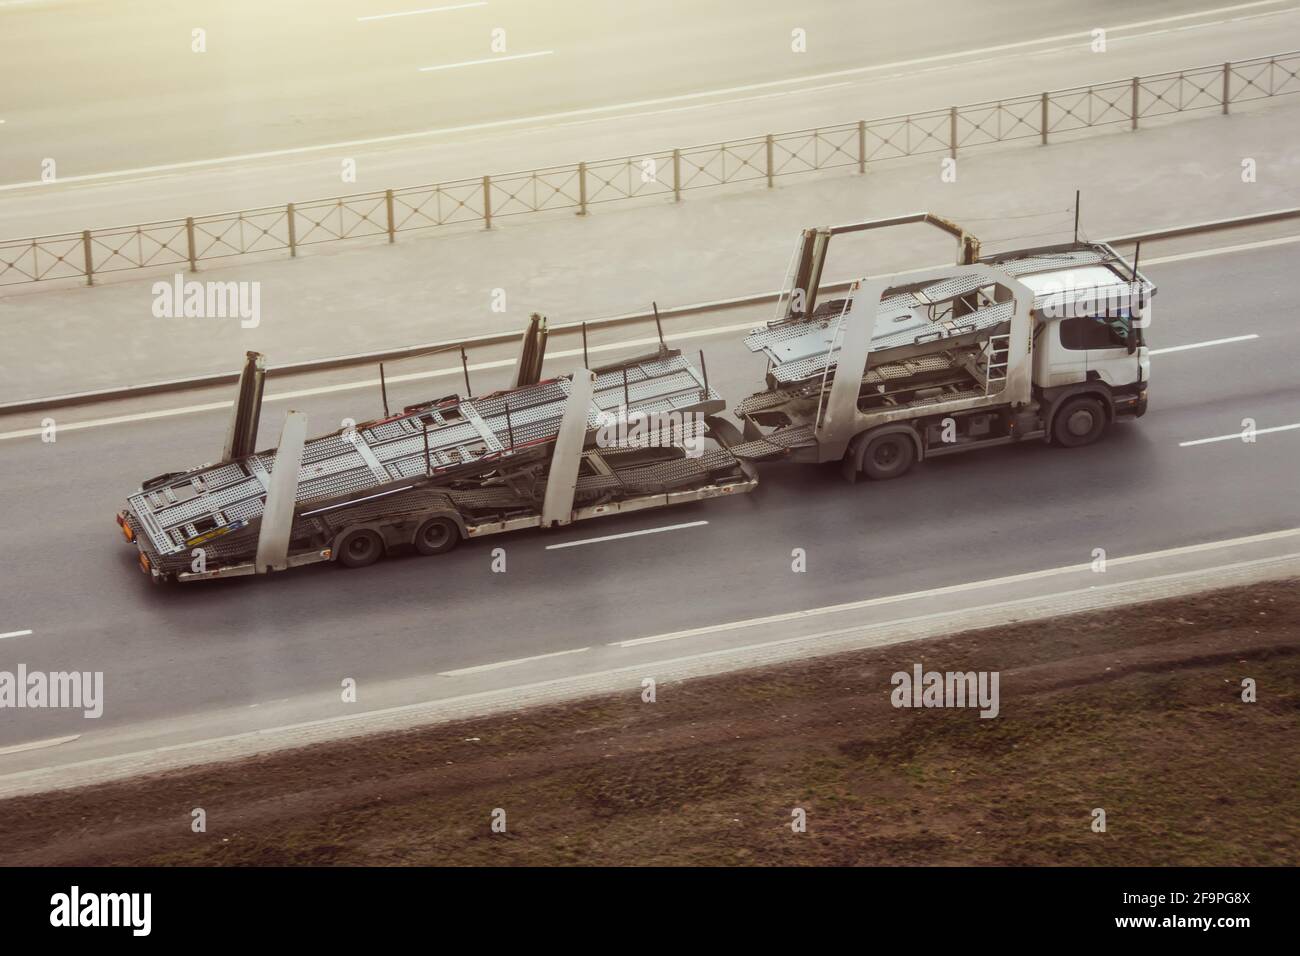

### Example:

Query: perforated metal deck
xmin=127 ymin=352 xmax=721 ymax=558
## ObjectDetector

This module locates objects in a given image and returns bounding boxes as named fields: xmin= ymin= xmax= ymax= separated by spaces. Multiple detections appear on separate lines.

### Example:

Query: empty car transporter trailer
xmin=118 ymin=333 xmax=756 ymax=582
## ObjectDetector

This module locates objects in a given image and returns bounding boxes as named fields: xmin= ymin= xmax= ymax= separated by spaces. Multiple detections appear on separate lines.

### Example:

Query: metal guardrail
xmin=3 ymin=206 xmax=1295 ymax=416
xmin=1 ymin=52 xmax=1297 ymax=289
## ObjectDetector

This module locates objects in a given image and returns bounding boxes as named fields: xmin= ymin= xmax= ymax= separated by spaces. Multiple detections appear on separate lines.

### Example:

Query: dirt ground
xmin=1 ymin=580 xmax=1296 ymax=866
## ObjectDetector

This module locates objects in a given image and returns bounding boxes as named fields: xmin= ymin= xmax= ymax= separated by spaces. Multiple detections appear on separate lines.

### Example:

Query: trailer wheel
xmin=414 ymin=517 xmax=460 ymax=556
xmin=337 ymin=529 xmax=384 ymax=568
xmin=861 ymin=432 xmax=916 ymax=480
xmin=1052 ymin=397 xmax=1107 ymax=448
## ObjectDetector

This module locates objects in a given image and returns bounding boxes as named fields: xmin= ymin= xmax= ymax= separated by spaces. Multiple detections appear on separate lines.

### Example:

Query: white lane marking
xmin=0 ymin=734 xmax=80 ymax=757
xmin=1148 ymin=334 xmax=1258 ymax=354
xmin=1179 ymin=422 xmax=1300 ymax=446
xmin=611 ymin=551 xmax=1300 ymax=658
xmin=1142 ymin=234 xmax=1300 ymax=265
xmin=0 ymin=629 xmax=34 ymax=640
xmin=546 ymin=520 xmax=709 ymax=550
xmin=418 ymin=50 xmax=554 ymax=72
xmin=2 ymin=0 xmax=1285 ymax=191
xmin=2 ymin=230 xmax=1296 ymax=443
xmin=358 ymin=2 xmax=486 ymax=21
xmin=609 ymin=526 xmax=1300 ymax=647
xmin=551 ymin=82 xmax=854 ymax=129
xmin=438 ymin=646 xmax=590 ymax=677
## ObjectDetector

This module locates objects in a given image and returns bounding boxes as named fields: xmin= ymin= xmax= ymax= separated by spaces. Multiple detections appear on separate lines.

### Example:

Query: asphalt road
xmin=0 ymin=237 xmax=1297 ymax=764
xmin=2 ymin=0 xmax=1298 ymax=234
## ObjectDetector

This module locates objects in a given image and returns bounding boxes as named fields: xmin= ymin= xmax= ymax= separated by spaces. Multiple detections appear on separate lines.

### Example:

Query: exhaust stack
xmin=222 ymin=351 xmax=266 ymax=461
xmin=513 ymin=313 xmax=549 ymax=387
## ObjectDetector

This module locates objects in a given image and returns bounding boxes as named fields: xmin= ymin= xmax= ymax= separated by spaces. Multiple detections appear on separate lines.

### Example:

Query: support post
xmin=1131 ymin=77 xmax=1140 ymax=130
xmin=255 ymin=410 xmax=308 ymax=574
xmin=672 ymin=149 xmax=682 ymax=202
xmin=482 ymin=176 xmax=492 ymax=229
xmin=577 ymin=162 xmax=588 ymax=216
xmin=949 ymin=107 xmax=958 ymax=158
xmin=186 ymin=217 xmax=198 ymax=272
xmin=541 ymin=370 xmax=595 ymax=527
xmin=286 ymin=202 xmax=297 ymax=257
xmin=1222 ymin=62 xmax=1231 ymax=114
xmin=765 ymin=133 xmax=775 ymax=188
xmin=858 ymin=120 xmax=866 ymax=173
xmin=1040 ymin=93 xmax=1049 ymax=145
xmin=82 ymin=230 xmax=94 ymax=286
xmin=385 ymin=189 xmax=396 ymax=243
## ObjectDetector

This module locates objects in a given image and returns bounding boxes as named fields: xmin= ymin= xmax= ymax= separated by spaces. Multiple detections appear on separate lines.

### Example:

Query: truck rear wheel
xmin=1052 ymin=397 xmax=1107 ymax=448
xmin=414 ymin=517 xmax=460 ymax=556
xmin=861 ymin=432 xmax=916 ymax=480
xmin=337 ymin=529 xmax=384 ymax=568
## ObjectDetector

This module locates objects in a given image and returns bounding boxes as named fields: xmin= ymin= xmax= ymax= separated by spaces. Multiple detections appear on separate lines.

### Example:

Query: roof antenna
xmin=1073 ymin=189 xmax=1081 ymax=244
xmin=1131 ymin=240 xmax=1141 ymax=282
xmin=581 ymin=321 xmax=589 ymax=369
xmin=652 ymin=301 xmax=666 ymax=351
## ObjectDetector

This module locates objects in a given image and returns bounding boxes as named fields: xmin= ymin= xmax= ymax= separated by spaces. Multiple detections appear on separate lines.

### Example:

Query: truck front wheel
xmin=861 ymin=433 xmax=916 ymax=480
xmin=337 ymin=529 xmax=384 ymax=568
xmin=1052 ymin=397 xmax=1107 ymax=448
xmin=414 ymin=517 xmax=460 ymax=556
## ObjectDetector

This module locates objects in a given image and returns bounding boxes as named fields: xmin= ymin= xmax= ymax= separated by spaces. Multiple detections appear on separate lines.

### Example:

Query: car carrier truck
xmin=117 ymin=213 xmax=1154 ymax=583
xmin=725 ymin=213 xmax=1154 ymax=481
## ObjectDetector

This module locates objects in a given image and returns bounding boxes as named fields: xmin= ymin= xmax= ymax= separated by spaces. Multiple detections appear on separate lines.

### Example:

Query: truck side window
xmin=1060 ymin=317 xmax=1127 ymax=351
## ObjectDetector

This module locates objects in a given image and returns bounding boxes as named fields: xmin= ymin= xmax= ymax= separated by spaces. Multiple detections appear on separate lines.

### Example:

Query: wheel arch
xmin=1041 ymin=383 xmax=1114 ymax=444
xmin=407 ymin=508 xmax=468 ymax=548
xmin=840 ymin=423 xmax=924 ymax=483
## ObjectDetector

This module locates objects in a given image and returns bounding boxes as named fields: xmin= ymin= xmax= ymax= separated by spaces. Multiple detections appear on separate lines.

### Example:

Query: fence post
xmin=286 ymin=202 xmax=297 ymax=257
xmin=482 ymin=176 xmax=492 ymax=229
xmin=1040 ymin=93 xmax=1049 ymax=144
xmin=765 ymin=134 xmax=775 ymax=188
xmin=1131 ymin=77 xmax=1140 ymax=130
xmin=672 ymin=148 xmax=681 ymax=202
xmin=1222 ymin=62 xmax=1231 ymax=114
xmin=385 ymin=189 xmax=396 ymax=243
xmin=185 ymin=217 xmax=198 ymax=272
xmin=949 ymin=107 xmax=958 ymax=159
xmin=81 ymin=230 xmax=94 ymax=286
xmin=577 ymin=162 xmax=588 ymax=216
xmin=858 ymin=120 xmax=866 ymax=173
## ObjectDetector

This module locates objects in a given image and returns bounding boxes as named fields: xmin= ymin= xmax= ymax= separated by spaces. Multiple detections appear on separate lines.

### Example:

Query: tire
xmin=414 ymin=517 xmax=460 ymax=556
xmin=337 ymin=528 xmax=384 ymax=568
xmin=1052 ymin=396 xmax=1108 ymax=448
xmin=861 ymin=432 xmax=917 ymax=480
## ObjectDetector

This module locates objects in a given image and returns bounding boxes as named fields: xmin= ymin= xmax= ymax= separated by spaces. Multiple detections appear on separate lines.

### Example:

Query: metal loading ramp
xmin=127 ymin=351 xmax=722 ymax=560
xmin=745 ymin=276 xmax=1013 ymax=388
